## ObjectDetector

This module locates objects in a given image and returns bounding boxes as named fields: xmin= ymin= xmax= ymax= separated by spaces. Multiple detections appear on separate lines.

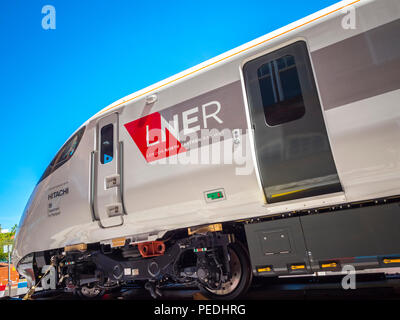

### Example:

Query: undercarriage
xmin=28 ymin=228 xmax=252 ymax=300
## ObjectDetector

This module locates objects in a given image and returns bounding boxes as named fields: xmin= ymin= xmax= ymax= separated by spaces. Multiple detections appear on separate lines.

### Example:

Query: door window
xmin=100 ymin=124 xmax=114 ymax=164
xmin=257 ymin=55 xmax=305 ymax=126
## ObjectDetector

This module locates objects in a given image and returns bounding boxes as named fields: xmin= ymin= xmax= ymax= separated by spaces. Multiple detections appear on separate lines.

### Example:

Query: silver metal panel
xmin=94 ymin=113 xmax=124 ymax=228
xmin=312 ymin=19 xmax=400 ymax=110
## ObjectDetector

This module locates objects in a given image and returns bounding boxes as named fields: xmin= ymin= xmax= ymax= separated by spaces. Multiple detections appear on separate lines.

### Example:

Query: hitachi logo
xmin=48 ymin=187 xmax=69 ymax=200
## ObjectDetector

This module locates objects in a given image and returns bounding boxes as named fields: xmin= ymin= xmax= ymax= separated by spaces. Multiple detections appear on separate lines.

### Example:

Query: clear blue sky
xmin=0 ymin=0 xmax=338 ymax=230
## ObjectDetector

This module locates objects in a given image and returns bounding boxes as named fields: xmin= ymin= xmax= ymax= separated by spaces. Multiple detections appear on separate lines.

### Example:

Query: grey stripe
xmin=311 ymin=19 xmax=400 ymax=110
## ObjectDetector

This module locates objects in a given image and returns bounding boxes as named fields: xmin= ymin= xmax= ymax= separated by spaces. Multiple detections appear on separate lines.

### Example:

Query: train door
xmin=243 ymin=41 xmax=342 ymax=203
xmin=92 ymin=113 xmax=124 ymax=228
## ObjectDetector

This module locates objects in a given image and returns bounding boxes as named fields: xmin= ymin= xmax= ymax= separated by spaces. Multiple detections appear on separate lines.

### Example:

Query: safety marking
xmin=271 ymin=189 xmax=306 ymax=199
xmin=383 ymin=258 xmax=400 ymax=264
xmin=96 ymin=0 xmax=361 ymax=117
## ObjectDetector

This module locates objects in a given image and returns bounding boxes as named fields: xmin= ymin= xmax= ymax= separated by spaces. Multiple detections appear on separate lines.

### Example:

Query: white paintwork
xmin=13 ymin=0 xmax=400 ymax=267
xmin=325 ymin=89 xmax=400 ymax=201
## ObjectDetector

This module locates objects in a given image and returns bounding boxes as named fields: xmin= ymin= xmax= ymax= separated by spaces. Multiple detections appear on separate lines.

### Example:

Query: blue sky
xmin=0 ymin=0 xmax=338 ymax=230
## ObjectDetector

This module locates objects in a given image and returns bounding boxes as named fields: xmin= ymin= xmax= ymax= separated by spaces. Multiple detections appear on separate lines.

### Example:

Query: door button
xmin=232 ymin=129 xmax=241 ymax=145
xmin=106 ymin=203 xmax=123 ymax=217
xmin=105 ymin=174 xmax=120 ymax=189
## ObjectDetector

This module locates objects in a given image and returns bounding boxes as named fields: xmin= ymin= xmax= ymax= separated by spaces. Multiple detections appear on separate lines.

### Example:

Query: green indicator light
xmin=207 ymin=191 xmax=224 ymax=200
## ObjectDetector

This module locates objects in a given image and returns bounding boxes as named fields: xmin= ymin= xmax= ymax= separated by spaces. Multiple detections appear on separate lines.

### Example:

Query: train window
xmin=257 ymin=55 xmax=305 ymax=126
xmin=100 ymin=124 xmax=114 ymax=164
xmin=38 ymin=126 xmax=86 ymax=184
xmin=53 ymin=129 xmax=85 ymax=170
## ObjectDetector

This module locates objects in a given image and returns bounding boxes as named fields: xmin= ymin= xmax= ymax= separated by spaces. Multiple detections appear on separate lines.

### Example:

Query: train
xmin=12 ymin=0 xmax=400 ymax=299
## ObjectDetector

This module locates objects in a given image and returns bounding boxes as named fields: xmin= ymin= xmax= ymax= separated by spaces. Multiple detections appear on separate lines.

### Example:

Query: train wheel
xmin=76 ymin=284 xmax=105 ymax=299
xmin=199 ymin=242 xmax=252 ymax=300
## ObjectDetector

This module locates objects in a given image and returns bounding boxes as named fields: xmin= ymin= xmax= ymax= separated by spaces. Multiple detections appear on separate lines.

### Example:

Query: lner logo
xmin=124 ymin=111 xmax=188 ymax=162
xmin=123 ymin=81 xmax=248 ymax=163
xmin=124 ymin=101 xmax=223 ymax=162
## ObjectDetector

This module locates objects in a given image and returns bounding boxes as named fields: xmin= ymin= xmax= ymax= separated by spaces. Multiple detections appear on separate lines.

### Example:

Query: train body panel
xmin=12 ymin=0 xmax=400 ymax=293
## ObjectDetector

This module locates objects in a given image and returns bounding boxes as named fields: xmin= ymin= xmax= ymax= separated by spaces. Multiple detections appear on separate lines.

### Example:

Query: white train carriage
xmin=13 ymin=0 xmax=400 ymax=299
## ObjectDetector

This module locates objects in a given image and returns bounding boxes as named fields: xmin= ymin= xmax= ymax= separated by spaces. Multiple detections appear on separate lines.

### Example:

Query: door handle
xmin=90 ymin=151 xmax=98 ymax=221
